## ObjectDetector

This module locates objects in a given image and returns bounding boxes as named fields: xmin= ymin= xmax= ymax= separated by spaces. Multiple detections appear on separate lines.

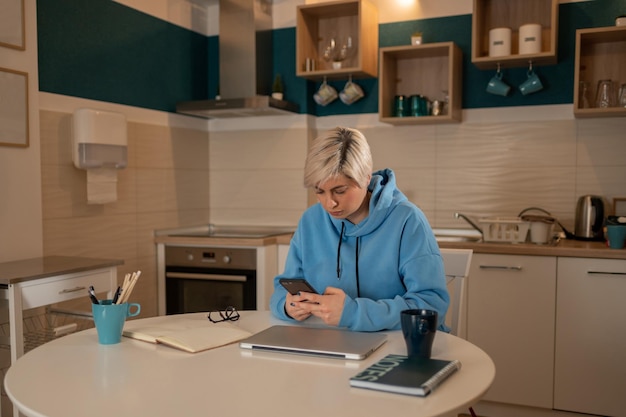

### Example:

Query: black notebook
xmin=350 ymin=354 xmax=461 ymax=396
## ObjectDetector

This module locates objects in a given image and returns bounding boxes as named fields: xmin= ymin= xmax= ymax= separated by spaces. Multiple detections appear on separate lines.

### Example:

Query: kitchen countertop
xmin=0 ymin=255 xmax=124 ymax=285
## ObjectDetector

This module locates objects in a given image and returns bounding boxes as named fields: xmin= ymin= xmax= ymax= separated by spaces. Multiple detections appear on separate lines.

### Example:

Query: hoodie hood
xmin=332 ymin=168 xmax=408 ymax=238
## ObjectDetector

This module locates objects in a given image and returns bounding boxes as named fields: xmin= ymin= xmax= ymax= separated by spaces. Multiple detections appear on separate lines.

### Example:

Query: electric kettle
xmin=574 ymin=195 xmax=605 ymax=241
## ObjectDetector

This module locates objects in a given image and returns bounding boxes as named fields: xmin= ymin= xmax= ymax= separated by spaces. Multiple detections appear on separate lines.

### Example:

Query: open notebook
xmin=239 ymin=325 xmax=387 ymax=360
xmin=123 ymin=316 xmax=252 ymax=353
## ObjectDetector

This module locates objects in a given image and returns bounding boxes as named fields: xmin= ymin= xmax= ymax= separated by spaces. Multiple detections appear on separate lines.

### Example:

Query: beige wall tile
xmin=576 ymin=118 xmax=626 ymax=167
xmin=436 ymin=120 xmax=577 ymax=168
xmin=133 ymin=123 xmax=209 ymax=169
xmin=43 ymin=214 xmax=138 ymax=259
xmin=210 ymin=207 xmax=304 ymax=226
xmin=209 ymin=128 xmax=308 ymax=170
xmin=210 ymin=169 xmax=306 ymax=210
xmin=360 ymin=125 xmax=437 ymax=169
xmin=135 ymin=168 xmax=210 ymax=213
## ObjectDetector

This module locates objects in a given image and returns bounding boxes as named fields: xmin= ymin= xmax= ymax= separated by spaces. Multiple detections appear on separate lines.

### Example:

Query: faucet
xmin=454 ymin=212 xmax=484 ymax=237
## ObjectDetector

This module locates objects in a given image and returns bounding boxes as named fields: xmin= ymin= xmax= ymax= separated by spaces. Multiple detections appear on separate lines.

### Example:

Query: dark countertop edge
xmin=0 ymin=256 xmax=124 ymax=285
xmin=438 ymin=240 xmax=626 ymax=260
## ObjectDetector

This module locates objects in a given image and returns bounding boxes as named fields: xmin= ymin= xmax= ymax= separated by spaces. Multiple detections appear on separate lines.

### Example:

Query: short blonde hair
xmin=304 ymin=127 xmax=373 ymax=189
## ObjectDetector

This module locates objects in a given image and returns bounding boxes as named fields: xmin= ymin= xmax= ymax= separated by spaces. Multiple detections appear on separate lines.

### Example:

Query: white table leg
xmin=8 ymin=283 xmax=24 ymax=417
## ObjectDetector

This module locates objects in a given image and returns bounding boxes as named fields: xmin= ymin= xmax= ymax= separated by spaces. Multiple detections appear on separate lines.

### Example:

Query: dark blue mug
xmin=401 ymin=309 xmax=438 ymax=358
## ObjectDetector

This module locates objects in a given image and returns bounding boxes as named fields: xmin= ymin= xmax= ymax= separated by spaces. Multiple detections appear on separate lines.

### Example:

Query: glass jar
xmin=619 ymin=84 xmax=626 ymax=108
xmin=595 ymin=79 xmax=616 ymax=108
xmin=394 ymin=95 xmax=407 ymax=117
xmin=578 ymin=81 xmax=590 ymax=109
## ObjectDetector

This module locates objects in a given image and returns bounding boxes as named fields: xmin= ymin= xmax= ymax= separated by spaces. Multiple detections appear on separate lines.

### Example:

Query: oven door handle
xmin=166 ymin=272 xmax=247 ymax=282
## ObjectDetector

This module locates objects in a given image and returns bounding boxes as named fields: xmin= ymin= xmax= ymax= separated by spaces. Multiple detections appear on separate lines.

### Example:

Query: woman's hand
xmin=284 ymin=291 xmax=313 ymax=321
xmin=289 ymin=286 xmax=346 ymax=326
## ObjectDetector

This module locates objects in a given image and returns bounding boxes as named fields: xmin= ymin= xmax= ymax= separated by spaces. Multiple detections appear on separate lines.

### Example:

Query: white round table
xmin=5 ymin=311 xmax=494 ymax=417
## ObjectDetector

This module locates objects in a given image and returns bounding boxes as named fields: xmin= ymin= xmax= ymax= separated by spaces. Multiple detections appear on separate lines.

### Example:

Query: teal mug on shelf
xmin=519 ymin=70 xmax=544 ymax=95
xmin=486 ymin=71 xmax=511 ymax=96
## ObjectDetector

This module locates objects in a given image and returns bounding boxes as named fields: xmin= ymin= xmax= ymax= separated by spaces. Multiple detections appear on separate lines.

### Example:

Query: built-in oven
xmin=164 ymin=246 xmax=257 ymax=314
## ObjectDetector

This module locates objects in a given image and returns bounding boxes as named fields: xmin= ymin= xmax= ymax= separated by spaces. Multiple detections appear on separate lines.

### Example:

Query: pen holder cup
xmin=92 ymin=300 xmax=141 ymax=345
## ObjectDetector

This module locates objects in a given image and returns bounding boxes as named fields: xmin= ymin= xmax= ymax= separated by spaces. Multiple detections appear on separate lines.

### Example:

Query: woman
xmin=270 ymin=127 xmax=449 ymax=332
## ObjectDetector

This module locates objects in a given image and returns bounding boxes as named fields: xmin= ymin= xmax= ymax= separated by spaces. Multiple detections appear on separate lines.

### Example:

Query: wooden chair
xmin=440 ymin=248 xmax=478 ymax=417
xmin=440 ymin=248 xmax=473 ymax=338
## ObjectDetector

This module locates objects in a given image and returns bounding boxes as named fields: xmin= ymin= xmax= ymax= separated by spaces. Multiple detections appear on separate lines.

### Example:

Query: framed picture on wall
xmin=0 ymin=0 xmax=25 ymax=50
xmin=0 ymin=67 xmax=29 ymax=147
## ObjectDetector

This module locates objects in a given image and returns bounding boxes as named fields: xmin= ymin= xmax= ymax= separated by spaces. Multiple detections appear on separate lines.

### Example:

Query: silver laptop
xmin=239 ymin=325 xmax=387 ymax=360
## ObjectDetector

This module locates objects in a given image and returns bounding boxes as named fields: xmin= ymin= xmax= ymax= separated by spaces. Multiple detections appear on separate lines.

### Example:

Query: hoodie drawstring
xmin=336 ymin=222 xmax=361 ymax=297
xmin=355 ymin=237 xmax=361 ymax=297
xmin=337 ymin=222 xmax=345 ymax=279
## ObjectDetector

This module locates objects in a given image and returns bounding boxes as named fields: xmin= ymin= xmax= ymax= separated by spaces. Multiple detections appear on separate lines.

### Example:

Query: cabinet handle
xmin=479 ymin=265 xmax=523 ymax=271
xmin=58 ymin=286 xmax=87 ymax=294
xmin=587 ymin=270 xmax=626 ymax=276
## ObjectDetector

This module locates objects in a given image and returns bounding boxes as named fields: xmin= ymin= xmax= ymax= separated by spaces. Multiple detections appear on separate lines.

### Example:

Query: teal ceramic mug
xmin=486 ymin=71 xmax=511 ymax=96
xmin=519 ymin=70 xmax=544 ymax=95
xmin=606 ymin=225 xmax=626 ymax=249
xmin=92 ymin=300 xmax=141 ymax=344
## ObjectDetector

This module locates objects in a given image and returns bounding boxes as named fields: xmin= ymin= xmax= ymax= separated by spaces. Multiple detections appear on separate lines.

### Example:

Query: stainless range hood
xmin=176 ymin=0 xmax=299 ymax=119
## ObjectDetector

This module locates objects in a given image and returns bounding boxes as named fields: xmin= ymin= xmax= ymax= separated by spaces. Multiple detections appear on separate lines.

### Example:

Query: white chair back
xmin=440 ymin=248 xmax=473 ymax=338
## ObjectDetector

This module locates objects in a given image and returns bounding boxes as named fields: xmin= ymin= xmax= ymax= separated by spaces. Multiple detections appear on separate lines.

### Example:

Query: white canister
xmin=489 ymin=27 xmax=512 ymax=57
xmin=519 ymin=23 xmax=542 ymax=54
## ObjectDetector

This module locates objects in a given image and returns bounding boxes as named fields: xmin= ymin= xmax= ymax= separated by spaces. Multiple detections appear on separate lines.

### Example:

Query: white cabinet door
xmin=554 ymin=257 xmax=626 ymax=417
xmin=467 ymin=254 xmax=556 ymax=408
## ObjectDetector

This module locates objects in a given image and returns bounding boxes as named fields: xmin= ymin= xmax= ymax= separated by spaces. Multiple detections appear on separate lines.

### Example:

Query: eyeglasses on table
xmin=207 ymin=306 xmax=240 ymax=323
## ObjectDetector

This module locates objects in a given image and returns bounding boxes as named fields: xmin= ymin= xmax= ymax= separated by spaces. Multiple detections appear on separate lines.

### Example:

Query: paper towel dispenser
xmin=72 ymin=108 xmax=127 ymax=204
xmin=72 ymin=108 xmax=127 ymax=169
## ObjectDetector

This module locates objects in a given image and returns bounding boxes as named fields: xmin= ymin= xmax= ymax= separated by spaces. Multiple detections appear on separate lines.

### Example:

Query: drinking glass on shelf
xmin=321 ymin=35 xmax=354 ymax=70
xmin=619 ymin=84 xmax=626 ymax=108
xmin=594 ymin=79 xmax=616 ymax=108
xmin=578 ymin=81 xmax=590 ymax=109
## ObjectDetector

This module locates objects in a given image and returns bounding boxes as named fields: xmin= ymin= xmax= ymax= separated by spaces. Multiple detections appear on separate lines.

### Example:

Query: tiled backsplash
xmin=209 ymin=112 xmax=626 ymax=232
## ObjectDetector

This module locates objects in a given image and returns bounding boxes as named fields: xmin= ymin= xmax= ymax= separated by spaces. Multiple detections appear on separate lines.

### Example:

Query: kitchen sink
xmin=432 ymin=228 xmax=482 ymax=243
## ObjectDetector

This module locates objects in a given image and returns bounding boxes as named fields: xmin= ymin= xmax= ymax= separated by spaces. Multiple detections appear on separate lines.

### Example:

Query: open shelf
xmin=379 ymin=42 xmax=463 ymax=125
xmin=574 ymin=26 xmax=626 ymax=118
xmin=471 ymin=0 xmax=558 ymax=69
xmin=295 ymin=0 xmax=378 ymax=80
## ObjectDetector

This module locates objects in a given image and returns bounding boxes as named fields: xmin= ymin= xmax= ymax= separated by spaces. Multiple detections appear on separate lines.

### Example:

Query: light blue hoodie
xmin=270 ymin=169 xmax=450 ymax=332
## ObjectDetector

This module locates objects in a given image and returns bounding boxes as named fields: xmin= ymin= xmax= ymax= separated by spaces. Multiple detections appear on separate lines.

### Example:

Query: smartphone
xmin=279 ymin=278 xmax=318 ymax=295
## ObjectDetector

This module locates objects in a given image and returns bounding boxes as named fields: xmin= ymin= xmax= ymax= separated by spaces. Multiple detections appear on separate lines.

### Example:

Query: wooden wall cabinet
xmin=471 ymin=0 xmax=558 ymax=69
xmin=573 ymin=26 xmax=626 ymax=118
xmin=296 ymin=0 xmax=378 ymax=80
xmin=378 ymin=42 xmax=462 ymax=125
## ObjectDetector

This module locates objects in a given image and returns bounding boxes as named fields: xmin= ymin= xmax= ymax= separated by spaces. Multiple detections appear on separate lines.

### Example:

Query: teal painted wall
xmin=37 ymin=0 xmax=208 ymax=112
xmin=38 ymin=0 xmax=625 ymax=116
